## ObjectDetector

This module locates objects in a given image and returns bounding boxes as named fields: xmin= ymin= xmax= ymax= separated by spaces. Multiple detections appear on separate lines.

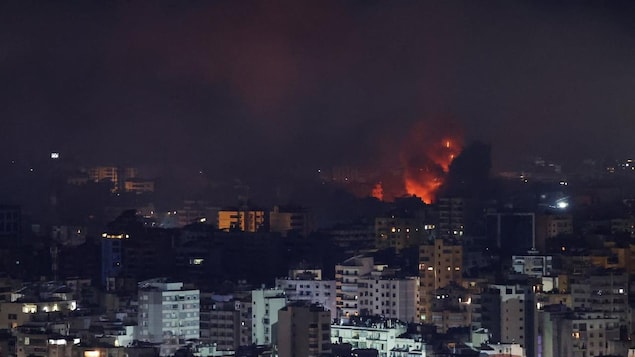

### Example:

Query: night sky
xmin=2 ymin=1 xmax=635 ymax=176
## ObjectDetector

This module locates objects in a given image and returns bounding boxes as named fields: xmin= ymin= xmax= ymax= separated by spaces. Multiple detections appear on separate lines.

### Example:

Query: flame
xmin=371 ymin=182 xmax=384 ymax=201
xmin=400 ymin=122 xmax=462 ymax=203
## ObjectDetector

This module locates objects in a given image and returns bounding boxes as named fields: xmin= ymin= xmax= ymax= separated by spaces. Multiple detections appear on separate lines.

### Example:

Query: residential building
xmin=538 ymin=305 xmax=621 ymax=357
xmin=218 ymin=209 xmax=265 ymax=232
xmin=437 ymin=197 xmax=464 ymax=239
xmin=275 ymin=270 xmax=336 ymax=320
xmin=418 ymin=239 xmax=463 ymax=321
xmin=251 ymin=288 xmax=286 ymax=346
xmin=277 ymin=301 xmax=331 ymax=357
xmin=269 ymin=206 xmax=313 ymax=237
xmin=472 ymin=284 xmax=536 ymax=357
xmin=374 ymin=216 xmax=430 ymax=251
xmin=331 ymin=318 xmax=409 ymax=357
xmin=199 ymin=294 xmax=240 ymax=351
xmin=137 ymin=278 xmax=200 ymax=356
xmin=512 ymin=250 xmax=554 ymax=278
xmin=357 ymin=269 xmax=419 ymax=323
xmin=335 ymin=256 xmax=374 ymax=318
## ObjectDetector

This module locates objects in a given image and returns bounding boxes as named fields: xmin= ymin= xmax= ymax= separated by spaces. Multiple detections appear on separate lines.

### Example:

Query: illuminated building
xmin=218 ymin=208 xmax=265 ymax=232
xmin=535 ymin=213 xmax=573 ymax=251
xmin=428 ymin=283 xmax=472 ymax=332
xmin=123 ymin=179 xmax=155 ymax=193
xmin=88 ymin=166 xmax=119 ymax=191
xmin=251 ymin=288 xmax=286 ymax=346
xmin=538 ymin=305 xmax=620 ymax=357
xmin=15 ymin=323 xmax=80 ymax=357
xmin=512 ymin=250 xmax=554 ymax=278
xmin=0 ymin=282 xmax=78 ymax=330
xmin=137 ymin=278 xmax=200 ymax=357
xmin=100 ymin=232 xmax=128 ymax=289
xmin=330 ymin=318 xmax=415 ymax=355
xmin=375 ymin=216 xmax=431 ymax=251
xmin=335 ymin=256 xmax=374 ymax=318
xmin=276 ymin=301 xmax=331 ymax=357
xmin=437 ymin=197 xmax=464 ymax=239
xmin=275 ymin=270 xmax=337 ymax=320
xmin=269 ymin=205 xmax=314 ymax=237
xmin=178 ymin=200 xmax=218 ymax=227
xmin=418 ymin=239 xmax=462 ymax=321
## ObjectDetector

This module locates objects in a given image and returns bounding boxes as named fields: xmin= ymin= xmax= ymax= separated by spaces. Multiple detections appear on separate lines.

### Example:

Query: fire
xmin=399 ymin=121 xmax=463 ymax=204
xmin=371 ymin=182 xmax=384 ymax=201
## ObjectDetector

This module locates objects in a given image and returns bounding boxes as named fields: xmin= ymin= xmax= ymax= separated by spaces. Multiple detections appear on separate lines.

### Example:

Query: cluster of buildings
xmin=5 ymin=156 xmax=635 ymax=357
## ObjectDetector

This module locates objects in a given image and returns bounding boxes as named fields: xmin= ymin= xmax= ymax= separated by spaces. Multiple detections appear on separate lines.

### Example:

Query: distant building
xmin=374 ymin=216 xmax=431 ymax=251
xmin=472 ymin=284 xmax=536 ymax=357
xmin=123 ymin=179 xmax=155 ymax=194
xmin=538 ymin=306 xmax=621 ymax=357
xmin=0 ymin=282 xmax=78 ymax=330
xmin=269 ymin=206 xmax=313 ymax=237
xmin=136 ymin=278 xmax=200 ymax=356
xmin=277 ymin=301 xmax=331 ymax=357
xmin=199 ymin=293 xmax=240 ymax=351
xmin=357 ymin=269 xmax=419 ymax=323
xmin=88 ymin=166 xmax=119 ymax=191
xmin=330 ymin=318 xmax=415 ymax=356
xmin=251 ymin=288 xmax=286 ymax=346
xmin=512 ymin=250 xmax=554 ymax=277
xmin=335 ymin=256 xmax=374 ymax=318
xmin=418 ymin=239 xmax=463 ymax=322
xmin=486 ymin=212 xmax=535 ymax=254
xmin=275 ymin=270 xmax=337 ymax=320
xmin=437 ymin=197 xmax=464 ymax=239
xmin=100 ymin=232 xmax=128 ymax=289
xmin=218 ymin=209 xmax=265 ymax=232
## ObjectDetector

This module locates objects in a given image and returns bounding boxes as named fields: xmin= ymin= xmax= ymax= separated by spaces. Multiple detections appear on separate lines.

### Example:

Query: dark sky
xmin=2 ymin=1 xmax=635 ymax=175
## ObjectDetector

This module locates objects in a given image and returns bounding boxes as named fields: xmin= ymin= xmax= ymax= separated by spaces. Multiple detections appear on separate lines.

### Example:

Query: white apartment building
xmin=357 ymin=272 xmax=419 ymax=323
xmin=137 ymin=278 xmax=200 ymax=356
xmin=275 ymin=270 xmax=337 ymax=320
xmin=335 ymin=256 xmax=374 ymax=317
xmin=331 ymin=319 xmax=411 ymax=357
xmin=512 ymin=250 xmax=553 ymax=277
xmin=251 ymin=288 xmax=286 ymax=346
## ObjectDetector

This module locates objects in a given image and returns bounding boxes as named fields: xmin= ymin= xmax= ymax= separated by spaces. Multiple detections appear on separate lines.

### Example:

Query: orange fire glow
xmin=399 ymin=121 xmax=463 ymax=203
xmin=371 ymin=182 xmax=384 ymax=201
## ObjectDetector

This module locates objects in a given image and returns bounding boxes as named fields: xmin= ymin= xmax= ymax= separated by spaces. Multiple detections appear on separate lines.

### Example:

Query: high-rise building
xmin=251 ymin=288 xmax=286 ymax=346
xmin=418 ymin=239 xmax=463 ymax=321
xmin=277 ymin=301 xmax=331 ymax=357
xmin=335 ymin=256 xmax=374 ymax=318
xmin=357 ymin=271 xmax=419 ymax=323
xmin=199 ymin=293 xmax=240 ymax=351
xmin=472 ymin=284 xmax=536 ymax=357
xmin=437 ymin=197 xmax=464 ymax=239
xmin=486 ymin=212 xmax=535 ymax=254
xmin=101 ymin=231 xmax=128 ymax=289
xmin=137 ymin=278 xmax=200 ymax=356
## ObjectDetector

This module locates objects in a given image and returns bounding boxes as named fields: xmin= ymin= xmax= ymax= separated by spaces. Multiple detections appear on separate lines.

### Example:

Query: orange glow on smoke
xmin=400 ymin=121 xmax=463 ymax=203
xmin=371 ymin=182 xmax=384 ymax=201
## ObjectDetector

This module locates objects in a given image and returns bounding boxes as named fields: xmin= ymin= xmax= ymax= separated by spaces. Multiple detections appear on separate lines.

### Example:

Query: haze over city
xmin=2 ymin=1 xmax=635 ymax=176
